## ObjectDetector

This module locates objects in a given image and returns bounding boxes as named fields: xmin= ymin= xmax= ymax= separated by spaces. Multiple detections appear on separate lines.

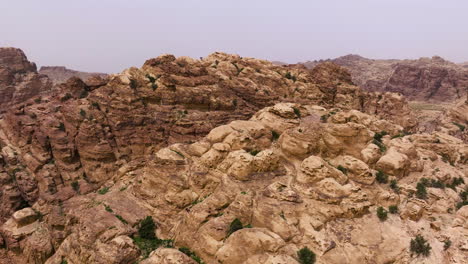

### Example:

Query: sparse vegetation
xmin=292 ymin=107 xmax=301 ymax=118
xmin=58 ymin=122 xmax=66 ymax=132
xmin=115 ymin=214 xmax=128 ymax=224
xmin=133 ymin=236 xmax=173 ymax=259
xmin=373 ymin=131 xmax=388 ymax=143
xmin=71 ymin=181 xmax=79 ymax=192
xmin=337 ymin=165 xmax=348 ymax=175
xmin=285 ymin=72 xmax=297 ymax=82
xmin=416 ymin=181 xmax=427 ymax=199
xmin=377 ymin=206 xmax=388 ymax=221
xmin=179 ymin=247 xmax=205 ymax=264
xmin=98 ymin=186 xmax=109 ymax=195
xmin=376 ymin=170 xmax=388 ymax=184
xmin=79 ymin=109 xmax=86 ymax=118
xmin=452 ymin=122 xmax=465 ymax=131
xmin=297 ymin=247 xmax=316 ymax=264
xmin=271 ymin=130 xmax=280 ymax=141
xmin=443 ymin=239 xmax=452 ymax=250
xmin=129 ymin=79 xmax=137 ymax=89
xmin=79 ymin=90 xmax=88 ymax=98
xmin=447 ymin=177 xmax=464 ymax=190
xmin=104 ymin=204 xmax=113 ymax=213
xmin=61 ymin=93 xmax=72 ymax=102
xmin=138 ymin=216 xmax=156 ymax=239
xmin=34 ymin=97 xmax=42 ymax=103
xmin=248 ymin=149 xmax=260 ymax=156
xmin=410 ymin=234 xmax=431 ymax=257
xmin=389 ymin=205 xmax=398 ymax=214
xmin=226 ymin=218 xmax=244 ymax=237
xmin=372 ymin=139 xmax=387 ymax=153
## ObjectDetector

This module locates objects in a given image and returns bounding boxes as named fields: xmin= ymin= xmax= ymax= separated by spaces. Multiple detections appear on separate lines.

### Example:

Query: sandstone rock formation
xmin=39 ymin=66 xmax=108 ymax=84
xmin=0 ymin=49 xmax=465 ymax=264
xmin=303 ymin=55 xmax=468 ymax=102
xmin=0 ymin=102 xmax=466 ymax=264
xmin=0 ymin=48 xmax=52 ymax=113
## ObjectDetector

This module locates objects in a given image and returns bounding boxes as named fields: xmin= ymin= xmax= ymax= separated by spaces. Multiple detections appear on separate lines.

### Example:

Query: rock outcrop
xmin=39 ymin=66 xmax=108 ymax=84
xmin=303 ymin=55 xmax=468 ymax=102
xmin=0 ymin=102 xmax=466 ymax=264
xmin=0 ymin=48 xmax=52 ymax=113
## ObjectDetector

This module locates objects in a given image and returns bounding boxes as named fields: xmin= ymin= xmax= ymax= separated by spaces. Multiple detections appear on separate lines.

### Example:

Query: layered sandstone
xmin=0 ymin=48 xmax=52 ymax=113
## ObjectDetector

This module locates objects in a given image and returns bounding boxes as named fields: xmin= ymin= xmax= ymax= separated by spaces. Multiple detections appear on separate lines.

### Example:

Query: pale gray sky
xmin=1 ymin=0 xmax=467 ymax=73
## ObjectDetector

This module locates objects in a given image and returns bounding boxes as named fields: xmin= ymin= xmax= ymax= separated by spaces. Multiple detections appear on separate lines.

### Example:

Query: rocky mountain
xmin=302 ymin=55 xmax=468 ymax=102
xmin=0 ymin=48 xmax=52 ymax=113
xmin=0 ymin=49 xmax=466 ymax=264
xmin=39 ymin=66 xmax=108 ymax=84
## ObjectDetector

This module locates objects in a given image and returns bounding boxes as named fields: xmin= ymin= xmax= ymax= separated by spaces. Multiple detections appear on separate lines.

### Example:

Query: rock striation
xmin=0 ymin=48 xmax=52 ymax=114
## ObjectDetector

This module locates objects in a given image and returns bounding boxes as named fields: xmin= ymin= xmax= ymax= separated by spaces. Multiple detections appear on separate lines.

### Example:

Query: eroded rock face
xmin=1 ymin=102 xmax=465 ymax=264
xmin=0 ymin=48 xmax=52 ymax=114
xmin=303 ymin=54 xmax=468 ymax=102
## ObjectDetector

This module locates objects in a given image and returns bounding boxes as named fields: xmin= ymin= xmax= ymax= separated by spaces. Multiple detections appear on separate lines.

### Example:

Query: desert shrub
xmin=133 ymin=236 xmax=173 ymax=258
xmin=337 ymin=165 xmax=348 ymax=175
xmin=79 ymin=109 xmax=86 ymax=118
xmin=447 ymin=177 xmax=464 ymax=189
xmin=232 ymin=98 xmax=238 ymax=107
xmin=271 ymin=130 xmax=280 ymax=141
xmin=79 ymin=90 xmax=88 ymax=98
xmin=98 ymin=187 xmax=109 ymax=195
xmin=429 ymin=179 xmax=445 ymax=189
xmin=146 ymin=74 xmax=156 ymax=83
xmin=372 ymin=139 xmax=387 ymax=153
xmin=453 ymin=122 xmax=465 ymax=131
xmin=115 ymin=215 xmax=128 ymax=225
xmin=292 ymin=107 xmax=301 ymax=118
xmin=320 ymin=114 xmax=329 ymax=122
xmin=297 ymin=247 xmax=316 ymax=264
xmin=34 ymin=97 xmax=42 ymax=103
xmin=410 ymin=235 xmax=431 ymax=257
xmin=71 ymin=181 xmax=79 ymax=192
xmin=139 ymin=216 xmax=156 ymax=239
xmin=373 ymin=131 xmax=388 ymax=143
xmin=285 ymin=72 xmax=297 ymax=82
xmin=456 ymin=189 xmax=468 ymax=209
xmin=61 ymin=93 xmax=72 ymax=102
xmin=376 ymin=170 xmax=388 ymax=184
xmin=226 ymin=218 xmax=243 ymax=237
xmin=444 ymin=239 xmax=452 ymax=250
xmin=179 ymin=247 xmax=205 ymax=264
xmin=104 ymin=204 xmax=113 ymax=213
xmin=416 ymin=181 xmax=427 ymax=199
xmin=248 ymin=149 xmax=260 ymax=156
xmin=388 ymin=205 xmax=398 ymax=214
xmin=58 ymin=122 xmax=66 ymax=131
xmin=151 ymin=83 xmax=158 ymax=91
xmin=377 ymin=207 xmax=388 ymax=221
xmin=390 ymin=179 xmax=400 ymax=193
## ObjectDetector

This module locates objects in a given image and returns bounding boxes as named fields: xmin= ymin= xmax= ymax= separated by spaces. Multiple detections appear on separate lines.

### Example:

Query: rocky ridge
xmin=39 ymin=66 xmax=108 ymax=84
xmin=0 ymin=48 xmax=52 ymax=113
xmin=302 ymin=55 xmax=468 ymax=102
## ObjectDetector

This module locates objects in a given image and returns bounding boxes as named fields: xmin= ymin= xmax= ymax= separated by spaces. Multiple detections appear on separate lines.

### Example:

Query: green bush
xmin=179 ymin=247 xmax=205 ymax=264
xmin=115 ymin=215 xmax=128 ymax=225
xmin=61 ymin=93 xmax=72 ymax=102
xmin=416 ymin=182 xmax=427 ymax=199
xmin=79 ymin=90 xmax=88 ymax=99
xmin=248 ymin=149 xmax=260 ymax=156
xmin=377 ymin=207 xmax=388 ymax=221
xmin=297 ymin=247 xmax=316 ymax=264
xmin=443 ymin=239 xmax=452 ymax=250
xmin=133 ymin=236 xmax=173 ymax=258
xmin=139 ymin=216 xmax=156 ymax=239
xmin=390 ymin=179 xmax=400 ymax=193
xmin=293 ymin=107 xmax=301 ymax=118
xmin=376 ymin=170 xmax=388 ymax=184
xmin=337 ymin=165 xmax=348 ymax=175
xmin=389 ymin=205 xmax=398 ymax=214
xmin=129 ymin=79 xmax=138 ymax=89
xmin=58 ymin=122 xmax=66 ymax=132
xmin=410 ymin=234 xmax=431 ymax=257
xmin=79 ymin=109 xmax=86 ymax=118
xmin=372 ymin=139 xmax=387 ymax=153
xmin=71 ymin=181 xmax=79 ymax=192
xmin=98 ymin=187 xmax=109 ymax=195
xmin=373 ymin=131 xmax=388 ymax=143
xmin=452 ymin=122 xmax=465 ymax=131
xmin=226 ymin=218 xmax=244 ymax=237
xmin=271 ymin=130 xmax=280 ymax=141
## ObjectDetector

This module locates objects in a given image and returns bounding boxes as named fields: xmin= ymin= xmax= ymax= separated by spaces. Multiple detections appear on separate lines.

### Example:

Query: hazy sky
xmin=1 ymin=0 xmax=467 ymax=73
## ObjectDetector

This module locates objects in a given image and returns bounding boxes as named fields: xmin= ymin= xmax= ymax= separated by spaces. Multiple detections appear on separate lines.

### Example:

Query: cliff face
xmin=39 ymin=66 xmax=108 ymax=84
xmin=0 ymin=49 xmax=466 ymax=264
xmin=303 ymin=55 xmax=468 ymax=102
xmin=0 ymin=48 xmax=52 ymax=113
